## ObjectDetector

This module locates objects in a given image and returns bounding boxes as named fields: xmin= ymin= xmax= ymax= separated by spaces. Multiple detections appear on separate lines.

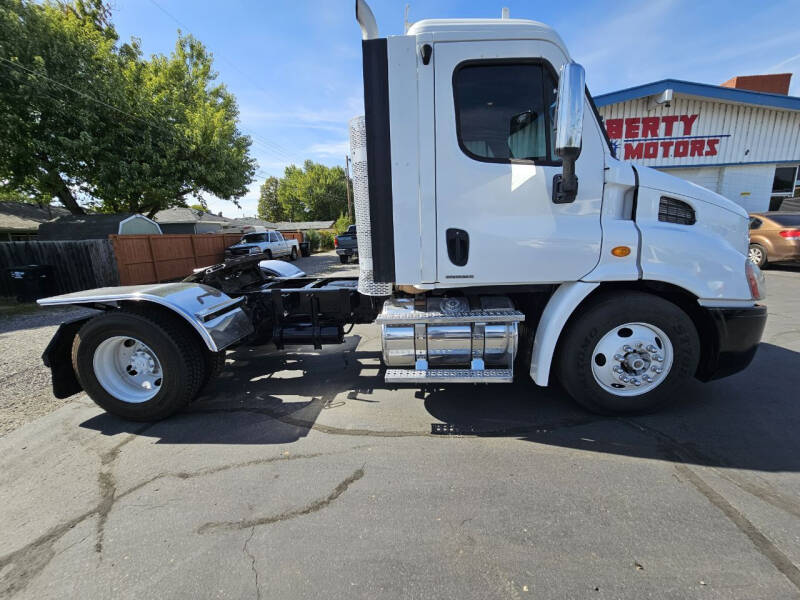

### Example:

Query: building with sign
xmin=594 ymin=74 xmax=800 ymax=213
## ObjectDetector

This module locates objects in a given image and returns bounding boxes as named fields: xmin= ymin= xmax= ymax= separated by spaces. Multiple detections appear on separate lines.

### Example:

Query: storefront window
xmin=772 ymin=165 xmax=798 ymax=196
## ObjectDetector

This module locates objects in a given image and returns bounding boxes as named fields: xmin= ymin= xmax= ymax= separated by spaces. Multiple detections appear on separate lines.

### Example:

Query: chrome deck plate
xmin=376 ymin=309 xmax=524 ymax=325
xmin=385 ymin=368 xmax=514 ymax=384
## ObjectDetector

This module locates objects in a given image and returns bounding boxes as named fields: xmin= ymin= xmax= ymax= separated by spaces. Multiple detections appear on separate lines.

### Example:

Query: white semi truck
xmin=37 ymin=2 xmax=767 ymax=421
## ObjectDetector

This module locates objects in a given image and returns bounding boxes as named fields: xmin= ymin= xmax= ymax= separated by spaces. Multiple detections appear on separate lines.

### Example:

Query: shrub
xmin=317 ymin=230 xmax=335 ymax=250
xmin=333 ymin=213 xmax=353 ymax=235
xmin=304 ymin=230 xmax=320 ymax=251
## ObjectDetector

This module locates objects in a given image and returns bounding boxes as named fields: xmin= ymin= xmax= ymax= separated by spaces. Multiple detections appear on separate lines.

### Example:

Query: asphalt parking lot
xmin=1 ymin=260 xmax=799 ymax=599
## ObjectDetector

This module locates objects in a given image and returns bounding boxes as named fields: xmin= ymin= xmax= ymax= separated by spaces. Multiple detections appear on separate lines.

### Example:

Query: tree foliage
xmin=257 ymin=176 xmax=284 ymax=222
xmin=0 ymin=0 xmax=255 ymax=215
xmin=256 ymin=160 xmax=348 ymax=222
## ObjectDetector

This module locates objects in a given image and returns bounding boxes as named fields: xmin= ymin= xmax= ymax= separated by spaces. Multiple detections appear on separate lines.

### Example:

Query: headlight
xmin=248 ymin=247 xmax=260 ymax=255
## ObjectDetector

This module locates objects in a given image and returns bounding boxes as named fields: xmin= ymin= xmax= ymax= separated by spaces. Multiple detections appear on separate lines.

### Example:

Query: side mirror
xmin=553 ymin=62 xmax=585 ymax=204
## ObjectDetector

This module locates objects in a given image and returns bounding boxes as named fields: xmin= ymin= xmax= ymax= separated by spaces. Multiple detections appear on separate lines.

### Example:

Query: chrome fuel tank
xmin=379 ymin=296 xmax=520 ymax=368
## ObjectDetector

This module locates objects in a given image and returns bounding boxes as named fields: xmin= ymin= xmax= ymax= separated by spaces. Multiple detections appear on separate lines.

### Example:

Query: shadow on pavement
xmin=80 ymin=341 xmax=800 ymax=473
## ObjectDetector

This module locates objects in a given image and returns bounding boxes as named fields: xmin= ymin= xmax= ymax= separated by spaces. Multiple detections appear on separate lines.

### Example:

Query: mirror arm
xmin=552 ymin=151 xmax=579 ymax=204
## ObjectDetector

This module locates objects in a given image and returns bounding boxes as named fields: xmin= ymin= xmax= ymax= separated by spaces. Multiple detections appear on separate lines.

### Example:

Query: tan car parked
xmin=748 ymin=212 xmax=800 ymax=267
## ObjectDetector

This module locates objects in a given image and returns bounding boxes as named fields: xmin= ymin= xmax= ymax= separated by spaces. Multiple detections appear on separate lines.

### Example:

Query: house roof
xmin=227 ymin=217 xmax=277 ymax=228
xmin=594 ymin=78 xmax=800 ymax=111
xmin=0 ymin=201 xmax=70 ymax=231
xmin=154 ymin=207 xmax=233 ymax=224
xmin=272 ymin=220 xmax=335 ymax=231
xmin=38 ymin=213 xmax=157 ymax=240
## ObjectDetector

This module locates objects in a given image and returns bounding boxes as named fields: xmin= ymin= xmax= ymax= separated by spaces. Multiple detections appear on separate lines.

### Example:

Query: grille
xmin=349 ymin=116 xmax=392 ymax=297
xmin=658 ymin=197 xmax=696 ymax=225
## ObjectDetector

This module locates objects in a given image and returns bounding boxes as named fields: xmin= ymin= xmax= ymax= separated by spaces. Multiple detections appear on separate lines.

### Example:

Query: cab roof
xmin=405 ymin=18 xmax=567 ymax=52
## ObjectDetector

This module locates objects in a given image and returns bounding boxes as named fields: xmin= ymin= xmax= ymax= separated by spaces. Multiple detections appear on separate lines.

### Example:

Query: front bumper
xmin=696 ymin=304 xmax=767 ymax=381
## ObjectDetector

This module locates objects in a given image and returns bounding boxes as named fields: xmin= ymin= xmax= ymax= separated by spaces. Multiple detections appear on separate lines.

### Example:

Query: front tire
xmin=72 ymin=311 xmax=205 ymax=421
xmin=748 ymin=243 xmax=767 ymax=268
xmin=556 ymin=292 xmax=699 ymax=415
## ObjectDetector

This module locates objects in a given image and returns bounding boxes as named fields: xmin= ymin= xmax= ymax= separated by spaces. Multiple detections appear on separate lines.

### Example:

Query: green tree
xmin=0 ymin=1 xmax=255 ymax=215
xmin=276 ymin=160 xmax=347 ymax=222
xmin=257 ymin=176 xmax=284 ymax=221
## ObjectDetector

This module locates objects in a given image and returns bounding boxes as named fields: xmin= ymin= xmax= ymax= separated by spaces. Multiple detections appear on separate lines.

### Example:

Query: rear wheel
xmin=556 ymin=292 xmax=699 ymax=415
xmin=339 ymin=254 xmax=350 ymax=264
xmin=748 ymin=243 xmax=767 ymax=268
xmin=72 ymin=311 xmax=205 ymax=421
xmin=290 ymin=247 xmax=298 ymax=260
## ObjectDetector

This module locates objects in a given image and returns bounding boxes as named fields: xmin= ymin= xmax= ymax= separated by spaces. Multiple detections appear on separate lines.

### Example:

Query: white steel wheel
xmin=92 ymin=336 xmax=163 ymax=403
xmin=556 ymin=292 xmax=700 ymax=415
xmin=590 ymin=322 xmax=673 ymax=397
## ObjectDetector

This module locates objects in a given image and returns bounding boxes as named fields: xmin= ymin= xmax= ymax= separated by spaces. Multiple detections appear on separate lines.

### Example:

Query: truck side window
xmin=268 ymin=232 xmax=277 ymax=242
xmin=275 ymin=232 xmax=284 ymax=241
xmin=454 ymin=62 xmax=556 ymax=163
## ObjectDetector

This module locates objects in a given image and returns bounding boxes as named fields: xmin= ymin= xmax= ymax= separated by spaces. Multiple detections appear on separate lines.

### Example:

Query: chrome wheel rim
xmin=93 ymin=336 xmax=163 ymax=403
xmin=748 ymin=247 xmax=763 ymax=265
xmin=591 ymin=322 xmax=673 ymax=397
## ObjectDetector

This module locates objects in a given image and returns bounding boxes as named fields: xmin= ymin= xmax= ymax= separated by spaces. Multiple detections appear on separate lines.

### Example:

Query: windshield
xmin=242 ymin=233 xmax=267 ymax=243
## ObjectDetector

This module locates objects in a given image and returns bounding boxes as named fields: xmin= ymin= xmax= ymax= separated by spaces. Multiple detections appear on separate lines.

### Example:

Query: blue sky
xmin=110 ymin=0 xmax=800 ymax=217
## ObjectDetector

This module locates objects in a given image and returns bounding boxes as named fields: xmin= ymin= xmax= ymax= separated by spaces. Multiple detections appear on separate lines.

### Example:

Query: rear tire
xmin=290 ymin=247 xmax=298 ymax=261
xmin=556 ymin=292 xmax=699 ymax=415
xmin=748 ymin=243 xmax=767 ymax=268
xmin=339 ymin=254 xmax=350 ymax=264
xmin=72 ymin=311 xmax=205 ymax=421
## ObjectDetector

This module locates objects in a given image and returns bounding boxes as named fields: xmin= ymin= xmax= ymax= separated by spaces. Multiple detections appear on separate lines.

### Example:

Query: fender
xmin=529 ymin=281 xmax=599 ymax=386
xmin=37 ymin=282 xmax=254 ymax=352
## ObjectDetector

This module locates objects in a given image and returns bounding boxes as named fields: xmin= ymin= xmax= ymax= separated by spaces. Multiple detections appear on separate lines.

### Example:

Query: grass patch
xmin=0 ymin=298 xmax=40 ymax=316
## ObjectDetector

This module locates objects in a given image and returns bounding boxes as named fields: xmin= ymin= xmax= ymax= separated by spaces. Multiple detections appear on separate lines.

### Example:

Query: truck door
xmin=274 ymin=231 xmax=289 ymax=256
xmin=434 ymin=41 xmax=605 ymax=284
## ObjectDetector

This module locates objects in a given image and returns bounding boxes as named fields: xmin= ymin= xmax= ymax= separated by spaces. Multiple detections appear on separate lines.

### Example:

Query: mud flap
xmin=42 ymin=317 xmax=91 ymax=399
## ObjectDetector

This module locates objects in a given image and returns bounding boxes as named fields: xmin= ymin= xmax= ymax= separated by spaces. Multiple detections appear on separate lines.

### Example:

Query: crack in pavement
xmin=0 ymin=450 xmax=325 ymax=599
xmin=620 ymin=419 xmax=800 ymax=593
xmin=197 ymin=467 xmax=365 ymax=533
xmin=243 ymin=527 xmax=261 ymax=600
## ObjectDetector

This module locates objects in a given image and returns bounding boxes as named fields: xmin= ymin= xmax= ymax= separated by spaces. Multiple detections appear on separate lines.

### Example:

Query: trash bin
xmin=6 ymin=265 xmax=55 ymax=303
xmin=299 ymin=241 xmax=311 ymax=257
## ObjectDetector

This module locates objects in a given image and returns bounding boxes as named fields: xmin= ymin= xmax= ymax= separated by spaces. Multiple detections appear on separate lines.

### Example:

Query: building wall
xmin=598 ymin=95 xmax=800 ymax=169
xmin=661 ymin=167 xmax=722 ymax=193
xmin=654 ymin=164 xmax=775 ymax=212
xmin=718 ymin=164 xmax=776 ymax=213
xmin=159 ymin=223 xmax=196 ymax=234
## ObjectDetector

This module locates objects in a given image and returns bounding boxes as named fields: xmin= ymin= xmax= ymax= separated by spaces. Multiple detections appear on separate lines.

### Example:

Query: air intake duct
xmin=349 ymin=116 xmax=393 ymax=296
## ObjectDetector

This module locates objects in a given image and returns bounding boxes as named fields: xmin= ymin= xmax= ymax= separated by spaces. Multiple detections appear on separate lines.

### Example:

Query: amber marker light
xmin=611 ymin=246 xmax=631 ymax=257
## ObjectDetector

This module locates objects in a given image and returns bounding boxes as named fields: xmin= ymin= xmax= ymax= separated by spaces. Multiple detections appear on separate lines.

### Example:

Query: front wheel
xmin=72 ymin=311 xmax=206 ymax=421
xmin=556 ymin=292 xmax=699 ymax=415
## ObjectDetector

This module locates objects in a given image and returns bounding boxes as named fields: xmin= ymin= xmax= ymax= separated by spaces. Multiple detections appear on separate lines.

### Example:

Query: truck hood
xmin=635 ymin=165 xmax=748 ymax=219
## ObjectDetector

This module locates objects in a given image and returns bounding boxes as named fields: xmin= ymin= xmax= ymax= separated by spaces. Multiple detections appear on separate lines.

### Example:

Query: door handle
xmin=446 ymin=228 xmax=469 ymax=266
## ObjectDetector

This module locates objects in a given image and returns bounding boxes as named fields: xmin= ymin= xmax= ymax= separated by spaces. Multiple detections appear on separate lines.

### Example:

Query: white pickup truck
xmin=225 ymin=229 xmax=299 ymax=261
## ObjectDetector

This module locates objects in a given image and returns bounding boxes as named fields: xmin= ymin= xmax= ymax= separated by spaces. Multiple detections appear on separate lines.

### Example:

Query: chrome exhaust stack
xmin=355 ymin=0 xmax=379 ymax=40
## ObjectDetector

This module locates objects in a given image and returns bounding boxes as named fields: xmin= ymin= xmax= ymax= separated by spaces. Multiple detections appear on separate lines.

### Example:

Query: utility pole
xmin=344 ymin=155 xmax=353 ymax=222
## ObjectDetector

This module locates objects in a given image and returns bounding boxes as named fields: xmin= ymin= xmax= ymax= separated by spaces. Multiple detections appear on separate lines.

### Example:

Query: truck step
xmin=376 ymin=308 xmax=524 ymax=325
xmin=385 ymin=368 xmax=514 ymax=384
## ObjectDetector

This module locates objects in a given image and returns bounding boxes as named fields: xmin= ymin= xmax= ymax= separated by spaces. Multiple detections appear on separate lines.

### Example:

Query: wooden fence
xmin=111 ymin=233 xmax=243 ymax=285
xmin=0 ymin=240 xmax=118 ymax=297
